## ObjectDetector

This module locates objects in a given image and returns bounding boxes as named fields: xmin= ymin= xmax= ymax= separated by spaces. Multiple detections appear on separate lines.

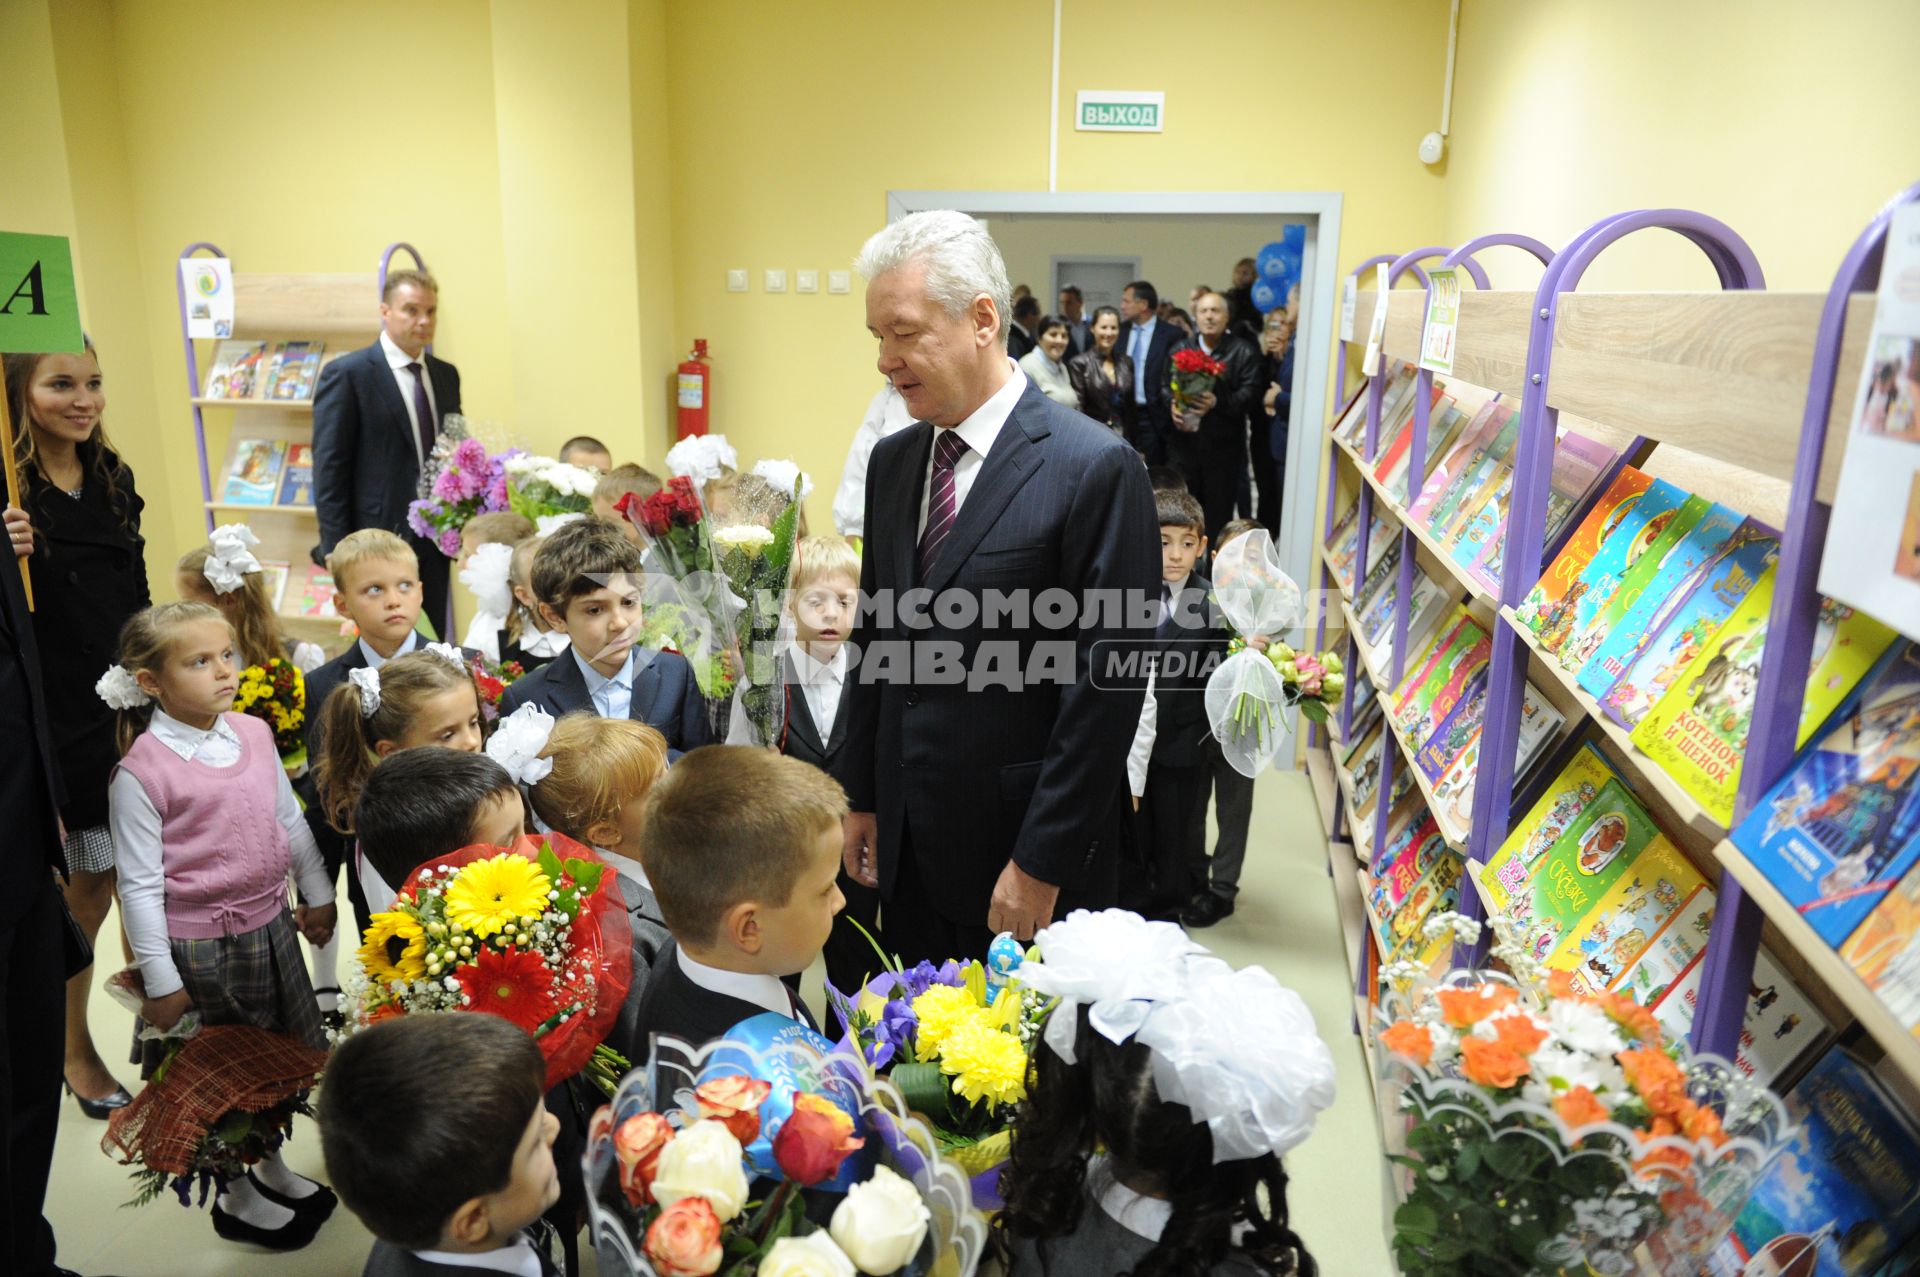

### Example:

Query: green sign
xmin=1075 ymin=91 xmax=1164 ymax=133
xmin=0 ymin=232 xmax=83 ymax=354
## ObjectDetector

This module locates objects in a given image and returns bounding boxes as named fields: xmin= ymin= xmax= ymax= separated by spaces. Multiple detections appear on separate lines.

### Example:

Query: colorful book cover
xmin=1536 ymin=475 xmax=1689 ymax=658
xmin=1557 ymin=491 xmax=1710 ymax=673
xmin=1381 ymin=391 xmax=1477 ymax=504
xmin=220 ymin=438 xmax=285 ymax=506
xmin=1650 ymin=947 xmax=1830 ymax=1090
xmin=1397 ymin=619 xmax=1492 ymax=747
xmin=1450 ymin=470 xmax=1512 ymax=589
xmin=1408 ymin=397 xmax=1509 ymax=525
xmin=1426 ymin=403 xmax=1521 ymax=543
xmin=1367 ymin=814 xmax=1447 ymax=915
xmin=1802 ymin=598 xmax=1900 ymax=741
xmin=1500 ymin=778 xmax=1663 ymax=965
xmin=1541 ymin=433 xmax=1619 ymax=548
xmin=1382 ymin=579 xmax=1449 ymax=673
xmin=267 ymin=340 xmax=325 ymax=400
xmin=1610 ymin=883 xmax=1716 ymax=1006
xmin=1570 ymin=499 xmax=1744 ymax=697
xmin=1479 ymin=746 xmax=1621 ymax=911
xmin=1733 ymin=643 xmax=1920 ymax=945
xmin=1418 ymin=673 xmax=1488 ymax=782
xmin=1383 ymin=853 xmax=1464 ymax=962
xmin=1546 ymin=840 xmax=1708 ymax=994
xmin=1354 ymin=535 xmax=1403 ymax=620
xmin=1711 ymin=1048 xmax=1920 ymax=1276
xmin=1838 ymin=857 xmax=1920 ymax=1037
xmin=257 ymin=560 xmax=291 ymax=612
xmin=1368 ymin=382 xmax=1435 ymax=479
xmin=292 ymin=565 xmax=338 ymax=619
xmin=1328 ymin=383 xmax=1370 ymax=446
xmin=1601 ymin=519 xmax=1780 ymax=729
xmin=1432 ymin=684 xmax=1568 ymax=832
xmin=1333 ymin=363 xmax=1416 ymax=447
xmin=1365 ymin=797 xmax=1428 ymax=877
xmin=1391 ymin=608 xmax=1475 ymax=709
xmin=1516 ymin=467 xmax=1655 ymax=635
xmin=276 ymin=443 xmax=314 ymax=506
xmin=1347 ymin=720 xmax=1389 ymax=812
xmin=203 ymin=340 xmax=265 ymax=399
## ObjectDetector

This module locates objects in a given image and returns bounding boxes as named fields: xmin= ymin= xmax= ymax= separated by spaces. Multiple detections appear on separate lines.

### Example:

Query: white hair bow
xmin=203 ymin=524 xmax=263 ymax=594
xmin=95 ymin=664 xmax=150 ymax=710
xmin=422 ymin=642 xmax=469 ymax=673
xmin=751 ymin=458 xmax=814 ymax=502
xmin=1019 ymin=909 xmax=1202 ymax=1064
xmin=459 ymin=542 xmax=516 ymax=619
xmin=536 ymin=512 xmax=586 ymax=538
xmin=485 ymin=703 xmax=556 ymax=784
xmin=348 ymin=666 xmax=381 ymax=716
xmin=664 ymin=434 xmax=738 ymax=487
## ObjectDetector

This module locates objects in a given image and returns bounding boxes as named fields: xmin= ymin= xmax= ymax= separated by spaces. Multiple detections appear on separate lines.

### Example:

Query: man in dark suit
xmin=311 ymin=270 xmax=462 ymax=639
xmin=1057 ymin=284 xmax=1092 ymax=357
xmin=843 ymin=211 xmax=1160 ymax=965
xmin=1165 ymin=290 xmax=1263 ymax=541
xmin=1118 ymin=279 xmax=1180 ymax=465
xmin=1006 ymin=295 xmax=1041 ymax=363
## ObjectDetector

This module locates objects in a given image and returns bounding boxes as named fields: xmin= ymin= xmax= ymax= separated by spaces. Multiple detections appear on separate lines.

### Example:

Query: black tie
xmin=406 ymin=361 xmax=435 ymax=464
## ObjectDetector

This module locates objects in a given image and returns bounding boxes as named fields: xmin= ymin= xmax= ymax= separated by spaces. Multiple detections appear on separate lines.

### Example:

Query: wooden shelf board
xmin=190 ymin=397 xmax=315 ymax=411
xmin=1306 ymin=744 xmax=1339 ymax=836
xmin=1714 ymin=838 xmax=1920 ymax=1092
xmin=1330 ymin=851 xmax=1370 ymax=986
xmin=205 ymin=502 xmax=317 ymax=515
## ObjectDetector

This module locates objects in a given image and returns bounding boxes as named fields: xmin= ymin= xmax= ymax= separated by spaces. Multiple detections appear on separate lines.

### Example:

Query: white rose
xmin=759 ymin=1231 xmax=855 ymax=1277
xmin=829 ymin=1165 xmax=930 ymax=1275
xmin=713 ymin=524 xmax=776 ymax=554
xmin=648 ymin=1118 xmax=750 ymax=1223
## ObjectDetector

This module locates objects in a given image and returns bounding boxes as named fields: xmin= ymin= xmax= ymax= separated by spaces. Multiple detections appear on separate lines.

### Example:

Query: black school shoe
xmin=1181 ymin=892 xmax=1235 ymax=929
xmin=249 ymin=1171 xmax=338 ymax=1221
xmin=210 ymin=1200 xmax=327 ymax=1250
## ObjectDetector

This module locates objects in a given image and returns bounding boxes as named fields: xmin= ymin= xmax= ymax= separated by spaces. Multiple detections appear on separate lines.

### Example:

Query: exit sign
xmin=1075 ymin=91 xmax=1164 ymax=133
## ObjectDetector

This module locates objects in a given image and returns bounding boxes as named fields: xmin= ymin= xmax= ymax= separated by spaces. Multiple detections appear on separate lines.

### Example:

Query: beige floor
xmin=45 ymin=769 xmax=1392 ymax=1276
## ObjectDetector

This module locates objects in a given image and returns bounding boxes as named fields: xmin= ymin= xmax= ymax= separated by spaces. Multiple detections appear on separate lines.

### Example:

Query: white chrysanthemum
xmin=1546 ymin=998 xmax=1628 ymax=1059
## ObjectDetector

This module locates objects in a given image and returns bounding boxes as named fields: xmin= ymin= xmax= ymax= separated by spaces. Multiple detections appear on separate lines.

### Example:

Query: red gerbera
xmin=456 ymin=946 xmax=558 ymax=1034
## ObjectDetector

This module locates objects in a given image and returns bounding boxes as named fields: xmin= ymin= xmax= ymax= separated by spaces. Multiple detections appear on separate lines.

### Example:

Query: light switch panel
xmin=726 ymin=269 xmax=748 ymax=292
xmin=764 ymin=269 xmax=787 ymax=293
xmin=796 ymin=269 xmax=819 ymax=294
xmin=827 ymin=270 xmax=851 ymax=294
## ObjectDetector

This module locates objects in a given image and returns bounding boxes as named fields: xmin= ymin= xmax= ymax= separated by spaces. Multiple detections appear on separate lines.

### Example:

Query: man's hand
xmin=842 ymin=811 xmax=879 ymax=888
xmin=1191 ymin=390 xmax=1218 ymax=413
xmin=141 ymin=988 xmax=194 ymax=1033
xmin=5 ymin=506 xmax=33 ymax=560
xmin=297 ymin=903 xmax=338 ymax=946
xmin=987 ymin=861 xmax=1060 ymax=942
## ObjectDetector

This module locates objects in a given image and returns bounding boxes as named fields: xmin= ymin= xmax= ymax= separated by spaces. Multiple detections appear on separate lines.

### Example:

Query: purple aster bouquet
xmin=407 ymin=418 xmax=522 ymax=559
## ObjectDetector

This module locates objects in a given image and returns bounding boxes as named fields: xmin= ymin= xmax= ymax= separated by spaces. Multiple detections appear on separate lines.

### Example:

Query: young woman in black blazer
xmin=4 ymin=344 xmax=149 ymax=1119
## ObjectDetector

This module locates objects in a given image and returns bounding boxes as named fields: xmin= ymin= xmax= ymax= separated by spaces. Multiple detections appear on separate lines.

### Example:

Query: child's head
xmin=112 ymin=601 xmax=237 ymax=751
xmin=530 ymin=517 xmax=645 ymax=677
xmin=314 ymin=647 xmax=484 ymax=832
xmin=321 ymin=1014 xmax=556 ymax=1253
xmin=355 ymin=747 xmax=525 ymax=890
xmin=1158 ymin=490 xmax=1207 ymax=583
xmin=641 ymin=746 xmax=847 ymax=977
xmin=1214 ymin=518 xmax=1263 ymax=555
xmin=701 ymin=468 xmax=742 ymax=523
xmin=522 ymin=713 xmax=668 ymax=852
xmin=175 ymin=542 xmax=281 ymax=669
xmin=789 ymin=535 xmax=860 ymax=655
xmin=590 ymin=464 xmax=663 ymax=542
xmin=457 ymin=511 xmax=536 ymax=572
xmin=328 ymin=529 xmax=423 ymax=656
xmin=505 ymin=535 xmax=548 ymax=642
xmin=558 ymin=435 xmax=613 ymax=473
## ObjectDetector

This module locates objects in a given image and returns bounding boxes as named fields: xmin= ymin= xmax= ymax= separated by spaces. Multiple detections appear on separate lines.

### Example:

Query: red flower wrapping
xmin=1171 ymin=347 xmax=1226 ymax=377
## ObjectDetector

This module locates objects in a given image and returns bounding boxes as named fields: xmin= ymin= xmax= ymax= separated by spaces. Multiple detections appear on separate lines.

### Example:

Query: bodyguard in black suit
xmin=843 ymin=212 xmax=1160 ymax=965
xmin=1164 ymin=291 xmax=1263 ymax=541
xmin=311 ymin=271 xmax=461 ymax=639
xmin=1117 ymin=280 xmax=1182 ymax=464
xmin=498 ymin=645 xmax=709 ymax=759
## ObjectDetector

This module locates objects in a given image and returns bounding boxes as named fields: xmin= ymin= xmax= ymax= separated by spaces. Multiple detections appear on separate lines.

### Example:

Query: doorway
xmin=1050 ymin=256 xmax=1138 ymax=314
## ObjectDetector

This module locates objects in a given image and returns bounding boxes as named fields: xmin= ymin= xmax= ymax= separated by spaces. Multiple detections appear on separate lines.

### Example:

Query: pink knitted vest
xmin=115 ymin=712 xmax=290 ymax=939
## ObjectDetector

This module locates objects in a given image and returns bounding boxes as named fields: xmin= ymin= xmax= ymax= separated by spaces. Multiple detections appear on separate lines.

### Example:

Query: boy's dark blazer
xmin=780 ymin=649 xmax=854 ymax=788
xmin=363 ymin=1235 xmax=556 ymax=1277
xmin=631 ymin=941 xmax=816 ymax=1062
xmin=1151 ymin=568 xmax=1226 ymax=769
xmin=498 ymin=646 xmax=709 ymax=758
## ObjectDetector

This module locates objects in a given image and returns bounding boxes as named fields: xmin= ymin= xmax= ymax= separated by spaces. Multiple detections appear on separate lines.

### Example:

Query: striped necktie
xmin=916 ymin=428 xmax=970 ymax=582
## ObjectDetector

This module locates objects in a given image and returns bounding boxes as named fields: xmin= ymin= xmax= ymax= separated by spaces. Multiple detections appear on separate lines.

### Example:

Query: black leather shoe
xmin=65 ymin=1077 xmax=133 ymax=1120
xmin=210 ymin=1201 xmax=326 ymax=1250
xmin=249 ymin=1172 xmax=338 ymax=1221
xmin=1181 ymin=893 xmax=1235 ymax=929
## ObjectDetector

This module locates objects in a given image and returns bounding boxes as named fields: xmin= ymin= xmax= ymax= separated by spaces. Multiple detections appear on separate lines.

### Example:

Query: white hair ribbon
xmin=348 ymin=666 xmax=382 ymax=717
xmin=664 ymin=434 xmax=738 ymax=487
xmin=459 ymin=541 xmax=516 ymax=620
xmin=485 ymin=703 xmax=556 ymax=785
xmin=422 ymin=642 xmax=469 ymax=673
xmin=95 ymin=664 xmax=151 ymax=710
xmin=203 ymin=524 xmax=263 ymax=595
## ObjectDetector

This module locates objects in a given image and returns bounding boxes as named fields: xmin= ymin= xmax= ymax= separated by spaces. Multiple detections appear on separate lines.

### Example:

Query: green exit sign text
xmin=1075 ymin=91 xmax=1164 ymax=133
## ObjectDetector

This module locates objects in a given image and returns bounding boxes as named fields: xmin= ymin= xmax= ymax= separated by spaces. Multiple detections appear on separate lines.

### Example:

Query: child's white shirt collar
xmin=148 ymin=708 xmax=243 ymax=764
xmin=357 ymin=629 xmax=419 ymax=670
xmin=411 ymin=1233 xmax=542 ymax=1277
xmin=675 ymin=946 xmax=793 ymax=1021
xmin=518 ymin=622 xmax=570 ymax=659
xmin=597 ymin=846 xmax=651 ymax=893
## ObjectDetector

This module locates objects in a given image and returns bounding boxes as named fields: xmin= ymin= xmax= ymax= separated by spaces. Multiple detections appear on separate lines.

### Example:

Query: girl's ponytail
xmin=110 ymin=602 xmax=227 ymax=755
xmin=313 ymin=680 xmax=378 ymax=833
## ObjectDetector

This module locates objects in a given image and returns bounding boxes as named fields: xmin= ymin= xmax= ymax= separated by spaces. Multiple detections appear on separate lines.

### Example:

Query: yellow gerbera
xmin=444 ymin=853 xmax=552 ymax=938
xmin=910 ymin=984 xmax=989 ymax=1063
xmin=939 ymin=1021 xmax=1028 ymax=1110
xmin=359 ymin=909 xmax=428 ymax=984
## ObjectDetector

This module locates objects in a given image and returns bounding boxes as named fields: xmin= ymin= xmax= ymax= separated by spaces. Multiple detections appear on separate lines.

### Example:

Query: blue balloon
xmin=1256 ymin=227 xmax=1306 ymax=287
xmin=1251 ymin=279 xmax=1285 ymax=313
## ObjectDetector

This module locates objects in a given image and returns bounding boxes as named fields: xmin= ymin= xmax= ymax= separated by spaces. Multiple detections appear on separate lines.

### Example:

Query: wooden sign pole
xmin=0 ymin=389 xmax=33 ymax=610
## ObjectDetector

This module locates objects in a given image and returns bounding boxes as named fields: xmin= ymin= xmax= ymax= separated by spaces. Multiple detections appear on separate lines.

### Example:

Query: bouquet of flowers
xmin=338 ymin=833 xmax=633 ymax=1095
xmin=504 ymin=452 xmax=599 ymax=529
xmin=713 ymin=476 xmax=803 ymax=748
xmin=827 ymin=932 xmax=1044 ymax=1209
xmin=616 ymin=480 xmax=739 ymax=702
xmin=233 ymin=656 xmax=306 ymax=763
xmin=468 ymin=652 xmax=527 ymax=721
xmin=1375 ymin=913 xmax=1795 ymax=1276
xmin=1202 ymin=528 xmax=1325 ymax=776
xmin=408 ymin=423 xmax=521 ymax=559
xmin=584 ymin=1030 xmax=986 ymax=1277
xmin=1170 ymin=346 xmax=1227 ymax=430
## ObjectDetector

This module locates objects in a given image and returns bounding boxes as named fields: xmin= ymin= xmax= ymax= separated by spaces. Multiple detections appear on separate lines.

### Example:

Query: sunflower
xmin=359 ymin=910 xmax=428 ymax=984
xmin=456 ymin=945 xmax=558 ymax=1034
xmin=938 ymin=1020 xmax=1028 ymax=1110
xmin=445 ymin=853 xmax=552 ymax=939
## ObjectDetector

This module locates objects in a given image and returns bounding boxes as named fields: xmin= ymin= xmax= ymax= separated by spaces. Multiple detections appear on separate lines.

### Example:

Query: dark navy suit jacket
xmin=498 ymin=646 xmax=709 ymax=758
xmin=312 ymin=341 xmax=461 ymax=556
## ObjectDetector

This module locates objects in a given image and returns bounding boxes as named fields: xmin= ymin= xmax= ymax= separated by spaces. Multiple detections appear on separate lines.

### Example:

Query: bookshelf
xmin=1301 ymin=187 xmax=1920 ymax=1116
xmin=176 ymin=241 xmax=430 ymax=655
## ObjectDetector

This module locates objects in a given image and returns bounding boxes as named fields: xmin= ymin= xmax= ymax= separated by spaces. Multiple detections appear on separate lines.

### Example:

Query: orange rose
xmin=1599 ymin=992 xmax=1662 ymax=1045
xmin=1379 ymin=1020 xmax=1434 ymax=1067
xmin=1632 ymin=1141 xmax=1692 ymax=1186
xmin=1491 ymin=1013 xmax=1548 ymax=1057
xmin=1435 ymin=984 xmax=1518 ymax=1029
xmin=773 ymin=1092 xmax=864 ymax=1185
xmin=694 ymin=1075 xmax=772 ymax=1145
xmin=644 ymin=1197 xmax=723 ymax=1277
xmin=1552 ymin=1085 xmax=1609 ymax=1128
xmin=613 ymin=1111 xmax=676 ymax=1207
xmin=1680 ymin=1099 xmax=1728 ymax=1149
xmin=1620 ymin=1047 xmax=1689 ymax=1119
xmin=1459 ymin=1036 xmax=1530 ymax=1090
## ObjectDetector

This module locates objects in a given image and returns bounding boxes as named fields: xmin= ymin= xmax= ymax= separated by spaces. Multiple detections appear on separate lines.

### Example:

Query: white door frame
xmin=1047 ymin=254 xmax=1140 ymax=309
xmin=886 ymin=189 xmax=1344 ymax=764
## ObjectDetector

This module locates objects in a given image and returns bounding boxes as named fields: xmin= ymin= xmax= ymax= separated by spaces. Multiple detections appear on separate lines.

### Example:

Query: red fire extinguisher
xmin=676 ymin=339 xmax=710 ymax=439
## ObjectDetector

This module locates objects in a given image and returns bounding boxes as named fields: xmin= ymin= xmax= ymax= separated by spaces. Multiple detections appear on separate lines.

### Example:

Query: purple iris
xmin=869 ymin=998 xmax=920 ymax=1070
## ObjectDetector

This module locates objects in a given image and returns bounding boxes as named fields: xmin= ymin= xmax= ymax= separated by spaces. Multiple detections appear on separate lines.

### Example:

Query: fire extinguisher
xmin=676 ymin=339 xmax=710 ymax=439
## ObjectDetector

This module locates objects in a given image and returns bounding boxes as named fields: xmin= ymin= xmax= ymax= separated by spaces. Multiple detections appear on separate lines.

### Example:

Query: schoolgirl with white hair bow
xmin=175 ymin=524 xmax=326 ymax=676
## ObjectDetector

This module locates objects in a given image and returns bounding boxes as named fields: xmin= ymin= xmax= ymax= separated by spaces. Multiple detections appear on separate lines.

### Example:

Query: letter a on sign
xmin=0 ymin=233 xmax=84 ymax=354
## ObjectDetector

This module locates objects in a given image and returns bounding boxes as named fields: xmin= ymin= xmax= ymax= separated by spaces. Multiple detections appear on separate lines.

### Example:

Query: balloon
xmin=1251 ymin=278 xmax=1285 ymax=313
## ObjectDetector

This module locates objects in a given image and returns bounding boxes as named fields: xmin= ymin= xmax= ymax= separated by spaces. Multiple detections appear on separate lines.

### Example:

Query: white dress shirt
xmin=109 ymin=710 xmax=335 ymax=999
xmin=411 ymin=1237 xmax=543 ymax=1277
xmin=832 ymin=383 xmax=917 ymax=538
xmin=915 ymin=361 xmax=1028 ymax=540
xmin=599 ymin=847 xmax=652 ymax=894
xmin=358 ymin=628 xmax=420 ymax=670
xmin=675 ymin=945 xmax=796 ymax=1020
xmin=1128 ymin=317 xmax=1159 ymax=404
xmin=380 ymin=330 xmax=440 ymax=467
xmin=1127 ymin=668 xmax=1157 ymax=799
xmin=795 ymin=642 xmax=848 ymax=737
xmin=574 ymin=645 xmax=635 ymax=719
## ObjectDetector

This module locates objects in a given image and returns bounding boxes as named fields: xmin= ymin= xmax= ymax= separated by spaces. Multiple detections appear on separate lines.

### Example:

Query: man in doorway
xmin=311 ymin=270 xmax=463 ymax=637
xmin=1007 ymin=295 xmax=1041 ymax=362
xmin=1057 ymin=284 xmax=1091 ymax=356
xmin=1119 ymin=279 xmax=1180 ymax=465
xmin=1166 ymin=291 xmax=1261 ymax=539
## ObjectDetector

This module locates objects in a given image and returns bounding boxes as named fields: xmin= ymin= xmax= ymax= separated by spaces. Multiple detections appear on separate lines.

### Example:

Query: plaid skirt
xmin=138 ymin=910 xmax=324 ymax=1078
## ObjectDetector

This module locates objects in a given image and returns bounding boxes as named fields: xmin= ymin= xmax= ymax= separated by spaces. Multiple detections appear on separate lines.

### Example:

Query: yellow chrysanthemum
xmin=359 ymin=910 xmax=428 ymax=984
xmin=939 ymin=1021 xmax=1028 ymax=1110
xmin=911 ymin=984 xmax=990 ymax=1063
xmin=445 ymin=853 xmax=552 ymax=938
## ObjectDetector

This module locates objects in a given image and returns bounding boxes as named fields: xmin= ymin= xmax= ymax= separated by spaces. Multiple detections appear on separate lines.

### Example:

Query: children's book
xmin=1334 ymin=362 xmax=1417 ymax=448
xmin=1601 ymin=519 xmax=1779 ymax=729
xmin=1380 ymin=388 xmax=1482 ymax=505
xmin=1541 ymin=433 xmax=1620 ymax=550
xmin=1610 ymin=883 xmax=1716 ymax=1006
xmin=1648 ymin=945 xmax=1830 ymax=1089
xmin=1515 ymin=467 xmax=1655 ymax=636
xmin=1570 ymin=500 xmax=1745 ymax=697
xmin=1480 ymin=744 xmax=1618 ymax=910
xmin=220 ymin=438 xmax=286 ymax=506
xmin=276 ymin=443 xmax=314 ymax=506
xmin=1803 ymin=598 xmax=1900 ymax=740
xmin=1383 ymin=852 xmax=1464 ymax=962
xmin=1396 ymin=617 xmax=1492 ymax=747
xmin=291 ymin=565 xmax=338 ymax=619
xmin=1390 ymin=609 xmax=1470 ymax=707
xmin=1347 ymin=719 xmax=1390 ymax=813
xmin=1733 ymin=643 xmax=1920 ymax=946
xmin=1557 ymin=492 xmax=1710 ymax=673
xmin=1368 ymin=382 xmax=1438 ymax=480
xmin=1425 ymin=683 xmax=1564 ymax=835
xmin=266 ymin=340 xmax=324 ymax=400
xmin=1354 ymin=536 xmax=1404 ymax=621
xmin=1418 ymin=673 xmax=1489 ymax=782
xmin=1838 ymin=856 xmax=1920 ymax=1038
xmin=1537 ymin=476 xmax=1689 ymax=658
xmin=202 ymin=340 xmax=266 ymax=399
xmin=1495 ymin=777 xmax=1657 ymax=968
xmin=257 ymin=560 xmax=290 ymax=612
xmin=1447 ymin=468 xmax=1513 ymax=589
xmin=1367 ymin=814 xmax=1447 ymax=916
xmin=1708 ymin=1047 xmax=1920 ymax=1277
xmin=1366 ymin=796 xmax=1432 ymax=877
xmin=1407 ymin=398 xmax=1511 ymax=529
xmin=1546 ymin=839 xmax=1708 ymax=994
xmin=1328 ymin=383 xmax=1370 ymax=447
xmin=1427 ymin=403 xmax=1522 ymax=545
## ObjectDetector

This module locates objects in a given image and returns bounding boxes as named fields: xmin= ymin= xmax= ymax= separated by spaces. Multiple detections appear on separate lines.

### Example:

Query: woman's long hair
xmin=3 ymin=343 xmax=137 ymax=537
xmin=992 ymin=1005 xmax=1315 ymax=1277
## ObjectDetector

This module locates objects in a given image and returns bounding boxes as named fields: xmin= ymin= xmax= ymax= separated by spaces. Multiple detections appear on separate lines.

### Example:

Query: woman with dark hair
xmin=1017 ymin=313 xmax=1081 ymax=408
xmin=1067 ymin=304 xmax=1135 ymax=439
xmin=996 ymin=913 xmax=1334 ymax=1277
xmin=3 ymin=344 xmax=149 ymax=1120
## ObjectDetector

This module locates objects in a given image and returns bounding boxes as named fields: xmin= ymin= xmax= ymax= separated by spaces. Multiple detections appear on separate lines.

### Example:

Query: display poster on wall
xmin=1819 ymin=202 xmax=1920 ymax=639
xmin=1418 ymin=267 xmax=1462 ymax=376
xmin=180 ymin=256 xmax=235 ymax=338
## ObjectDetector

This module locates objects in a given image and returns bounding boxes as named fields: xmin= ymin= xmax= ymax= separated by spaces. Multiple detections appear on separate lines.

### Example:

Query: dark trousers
xmin=1206 ymin=745 xmax=1257 ymax=901
xmin=411 ymin=533 xmax=452 ymax=643
xmin=1142 ymin=761 xmax=1209 ymax=916
xmin=1243 ymin=411 xmax=1285 ymax=536
xmin=1132 ymin=399 xmax=1169 ymax=465
xmin=1168 ymin=427 xmax=1246 ymax=543
xmin=880 ymin=827 xmax=1117 ymax=967
xmin=0 ymin=877 xmax=65 ymax=1277
xmin=822 ymin=870 xmax=883 ymax=1018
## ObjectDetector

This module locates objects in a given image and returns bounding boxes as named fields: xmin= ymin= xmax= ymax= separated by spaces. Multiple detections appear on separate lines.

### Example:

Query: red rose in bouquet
xmin=1170 ymin=346 xmax=1227 ymax=413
